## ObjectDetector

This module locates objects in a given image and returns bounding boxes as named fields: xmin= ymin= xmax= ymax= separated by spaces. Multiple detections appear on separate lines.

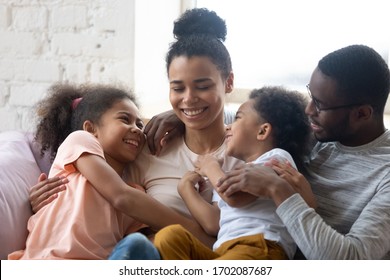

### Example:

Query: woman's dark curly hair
xmin=250 ymin=86 xmax=311 ymax=169
xmin=34 ymin=83 xmax=138 ymax=161
xmin=166 ymin=8 xmax=232 ymax=80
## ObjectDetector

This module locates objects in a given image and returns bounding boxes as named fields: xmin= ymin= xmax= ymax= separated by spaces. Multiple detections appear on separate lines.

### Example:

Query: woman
xmin=29 ymin=8 xmax=242 ymax=249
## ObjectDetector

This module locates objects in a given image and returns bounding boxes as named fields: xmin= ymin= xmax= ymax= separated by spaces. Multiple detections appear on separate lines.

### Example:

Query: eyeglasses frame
xmin=306 ymin=84 xmax=362 ymax=113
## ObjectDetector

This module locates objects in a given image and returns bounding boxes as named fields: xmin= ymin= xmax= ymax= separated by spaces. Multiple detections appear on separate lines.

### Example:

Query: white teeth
xmin=124 ymin=139 xmax=138 ymax=146
xmin=183 ymin=108 xmax=205 ymax=116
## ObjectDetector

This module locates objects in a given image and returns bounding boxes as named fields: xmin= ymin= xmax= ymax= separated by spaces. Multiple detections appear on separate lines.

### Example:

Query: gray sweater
xmin=277 ymin=130 xmax=390 ymax=259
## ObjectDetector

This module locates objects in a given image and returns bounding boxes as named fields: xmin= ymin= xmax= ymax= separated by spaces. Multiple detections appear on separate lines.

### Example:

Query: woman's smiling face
xmin=168 ymin=56 xmax=233 ymax=131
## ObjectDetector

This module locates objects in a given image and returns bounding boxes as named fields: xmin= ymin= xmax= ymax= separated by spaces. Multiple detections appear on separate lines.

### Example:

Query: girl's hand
xmin=144 ymin=110 xmax=184 ymax=156
xmin=29 ymin=173 xmax=68 ymax=213
xmin=266 ymin=159 xmax=317 ymax=208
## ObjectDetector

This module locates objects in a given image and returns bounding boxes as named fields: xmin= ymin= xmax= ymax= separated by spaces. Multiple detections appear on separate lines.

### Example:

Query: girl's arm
xmin=196 ymin=155 xmax=258 ymax=208
xmin=178 ymin=171 xmax=220 ymax=237
xmin=75 ymin=153 xmax=215 ymax=247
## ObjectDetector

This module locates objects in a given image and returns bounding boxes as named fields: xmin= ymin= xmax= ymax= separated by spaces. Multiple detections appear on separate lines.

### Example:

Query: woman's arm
xmin=75 ymin=153 xmax=215 ymax=247
xmin=29 ymin=173 xmax=68 ymax=213
xmin=178 ymin=171 xmax=220 ymax=236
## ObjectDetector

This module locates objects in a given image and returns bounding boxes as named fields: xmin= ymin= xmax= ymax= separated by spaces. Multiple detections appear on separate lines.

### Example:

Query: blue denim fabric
xmin=108 ymin=232 xmax=161 ymax=260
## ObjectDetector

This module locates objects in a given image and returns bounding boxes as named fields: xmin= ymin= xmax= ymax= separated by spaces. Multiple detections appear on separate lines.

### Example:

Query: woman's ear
xmin=83 ymin=120 xmax=97 ymax=137
xmin=257 ymin=123 xmax=272 ymax=141
xmin=225 ymin=72 xmax=234 ymax=93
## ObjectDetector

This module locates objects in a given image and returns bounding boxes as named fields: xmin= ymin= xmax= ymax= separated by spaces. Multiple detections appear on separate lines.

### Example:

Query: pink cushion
xmin=26 ymin=132 xmax=51 ymax=175
xmin=0 ymin=131 xmax=41 ymax=259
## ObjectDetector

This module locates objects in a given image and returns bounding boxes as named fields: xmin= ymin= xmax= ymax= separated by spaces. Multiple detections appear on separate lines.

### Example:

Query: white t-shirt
xmin=214 ymin=148 xmax=297 ymax=259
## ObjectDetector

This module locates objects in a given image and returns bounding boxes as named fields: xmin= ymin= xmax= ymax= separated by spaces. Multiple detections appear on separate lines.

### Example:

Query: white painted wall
xmin=1 ymin=0 xmax=389 ymax=131
xmin=0 ymin=0 xmax=185 ymax=132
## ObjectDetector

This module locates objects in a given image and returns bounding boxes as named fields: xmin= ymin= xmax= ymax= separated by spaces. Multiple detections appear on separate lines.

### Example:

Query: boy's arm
xmin=178 ymin=171 xmax=220 ymax=237
xmin=197 ymin=155 xmax=258 ymax=208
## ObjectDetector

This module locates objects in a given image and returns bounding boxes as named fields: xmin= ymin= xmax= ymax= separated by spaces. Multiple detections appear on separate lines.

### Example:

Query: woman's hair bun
xmin=173 ymin=8 xmax=227 ymax=42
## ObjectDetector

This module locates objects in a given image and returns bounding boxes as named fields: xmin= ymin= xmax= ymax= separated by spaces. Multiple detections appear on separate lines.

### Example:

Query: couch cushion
xmin=26 ymin=132 xmax=51 ymax=175
xmin=0 ymin=131 xmax=41 ymax=259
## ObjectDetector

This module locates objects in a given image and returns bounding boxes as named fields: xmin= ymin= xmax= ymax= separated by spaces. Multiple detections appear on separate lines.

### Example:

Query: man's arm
xmin=217 ymin=164 xmax=390 ymax=259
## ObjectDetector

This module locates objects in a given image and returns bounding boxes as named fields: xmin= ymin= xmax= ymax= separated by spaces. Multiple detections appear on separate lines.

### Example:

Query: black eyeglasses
xmin=306 ymin=84 xmax=362 ymax=113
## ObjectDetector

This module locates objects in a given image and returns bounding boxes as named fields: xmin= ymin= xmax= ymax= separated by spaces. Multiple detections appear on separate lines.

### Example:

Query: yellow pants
xmin=154 ymin=224 xmax=288 ymax=260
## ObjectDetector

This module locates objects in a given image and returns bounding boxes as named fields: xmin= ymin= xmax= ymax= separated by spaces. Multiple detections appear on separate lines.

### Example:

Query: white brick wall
xmin=0 ymin=5 xmax=10 ymax=28
xmin=0 ymin=0 xmax=136 ymax=132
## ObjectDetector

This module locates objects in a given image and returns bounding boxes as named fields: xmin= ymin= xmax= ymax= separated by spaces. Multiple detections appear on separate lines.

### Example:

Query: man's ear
xmin=257 ymin=123 xmax=272 ymax=140
xmin=225 ymin=72 xmax=234 ymax=94
xmin=83 ymin=120 xmax=97 ymax=136
xmin=354 ymin=105 xmax=373 ymax=122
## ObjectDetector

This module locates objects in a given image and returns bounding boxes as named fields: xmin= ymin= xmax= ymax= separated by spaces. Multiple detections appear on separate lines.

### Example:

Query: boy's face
xmin=225 ymin=99 xmax=264 ymax=162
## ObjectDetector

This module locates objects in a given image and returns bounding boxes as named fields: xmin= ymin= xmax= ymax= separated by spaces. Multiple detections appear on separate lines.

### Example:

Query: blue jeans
xmin=108 ymin=232 xmax=161 ymax=260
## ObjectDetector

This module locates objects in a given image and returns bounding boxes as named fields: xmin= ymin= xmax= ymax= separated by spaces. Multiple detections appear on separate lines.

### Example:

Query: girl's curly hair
xmin=34 ymin=83 xmax=138 ymax=162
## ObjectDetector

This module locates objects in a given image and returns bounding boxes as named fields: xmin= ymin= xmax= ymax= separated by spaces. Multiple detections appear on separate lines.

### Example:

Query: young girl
xmin=8 ymin=83 xmax=201 ymax=259
xmin=154 ymin=86 xmax=315 ymax=260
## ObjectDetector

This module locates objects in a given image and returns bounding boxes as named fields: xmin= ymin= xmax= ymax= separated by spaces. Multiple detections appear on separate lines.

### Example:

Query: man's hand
xmin=267 ymin=159 xmax=317 ymax=208
xmin=216 ymin=163 xmax=296 ymax=207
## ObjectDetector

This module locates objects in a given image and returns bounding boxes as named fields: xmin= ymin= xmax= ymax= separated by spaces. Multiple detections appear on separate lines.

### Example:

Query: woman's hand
xmin=144 ymin=110 xmax=184 ymax=156
xmin=29 ymin=173 xmax=68 ymax=213
xmin=267 ymin=159 xmax=317 ymax=208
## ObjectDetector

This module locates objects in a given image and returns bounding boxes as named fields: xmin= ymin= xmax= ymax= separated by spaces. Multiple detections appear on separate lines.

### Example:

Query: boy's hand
xmin=195 ymin=155 xmax=223 ymax=177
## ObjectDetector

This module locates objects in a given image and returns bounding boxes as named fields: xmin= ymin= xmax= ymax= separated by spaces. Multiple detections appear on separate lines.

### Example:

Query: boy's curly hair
xmin=250 ymin=86 xmax=311 ymax=169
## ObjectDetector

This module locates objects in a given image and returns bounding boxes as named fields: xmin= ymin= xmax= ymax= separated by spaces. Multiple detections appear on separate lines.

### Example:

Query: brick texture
xmin=0 ymin=0 xmax=136 ymax=132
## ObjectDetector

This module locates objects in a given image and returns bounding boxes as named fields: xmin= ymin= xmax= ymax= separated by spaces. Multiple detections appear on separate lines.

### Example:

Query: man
xmin=144 ymin=44 xmax=390 ymax=259
xmin=213 ymin=44 xmax=390 ymax=259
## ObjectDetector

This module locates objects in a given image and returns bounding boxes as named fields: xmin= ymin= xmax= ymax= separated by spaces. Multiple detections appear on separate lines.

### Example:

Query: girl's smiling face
xmin=91 ymin=99 xmax=145 ymax=173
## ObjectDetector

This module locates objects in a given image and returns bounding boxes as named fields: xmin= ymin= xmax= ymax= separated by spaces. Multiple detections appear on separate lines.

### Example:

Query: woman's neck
xmin=184 ymin=124 xmax=226 ymax=155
